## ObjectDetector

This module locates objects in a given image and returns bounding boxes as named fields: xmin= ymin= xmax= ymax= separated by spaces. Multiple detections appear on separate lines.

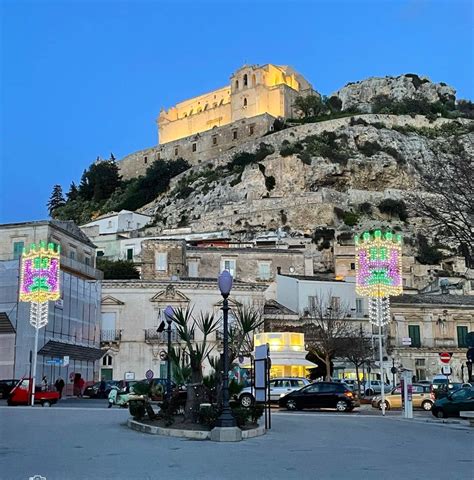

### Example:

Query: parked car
xmin=7 ymin=378 xmax=59 ymax=407
xmin=0 ymin=379 xmax=20 ymax=399
xmin=432 ymin=382 xmax=465 ymax=400
xmin=238 ymin=377 xmax=310 ymax=407
xmin=84 ymin=380 xmax=120 ymax=398
xmin=371 ymin=384 xmax=434 ymax=411
xmin=362 ymin=380 xmax=392 ymax=396
xmin=431 ymin=386 xmax=474 ymax=418
xmin=278 ymin=381 xmax=359 ymax=412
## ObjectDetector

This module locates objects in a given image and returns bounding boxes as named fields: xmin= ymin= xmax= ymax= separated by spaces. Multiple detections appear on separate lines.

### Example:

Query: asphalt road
xmin=0 ymin=402 xmax=472 ymax=480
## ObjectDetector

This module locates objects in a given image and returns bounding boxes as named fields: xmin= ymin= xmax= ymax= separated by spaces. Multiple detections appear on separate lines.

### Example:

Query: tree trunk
xmin=325 ymin=355 xmax=331 ymax=381
xmin=184 ymin=369 xmax=204 ymax=423
xmin=355 ymin=364 xmax=361 ymax=395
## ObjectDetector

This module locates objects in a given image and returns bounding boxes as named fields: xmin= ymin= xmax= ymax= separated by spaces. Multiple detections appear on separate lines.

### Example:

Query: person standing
xmin=79 ymin=377 xmax=85 ymax=398
xmin=55 ymin=377 xmax=65 ymax=398
xmin=41 ymin=376 xmax=48 ymax=391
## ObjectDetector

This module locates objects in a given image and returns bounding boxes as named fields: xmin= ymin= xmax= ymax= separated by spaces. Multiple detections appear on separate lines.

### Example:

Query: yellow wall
xmin=157 ymin=64 xmax=312 ymax=144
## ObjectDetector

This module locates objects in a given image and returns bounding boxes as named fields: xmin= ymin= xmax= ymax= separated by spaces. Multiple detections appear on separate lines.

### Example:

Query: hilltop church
xmin=119 ymin=64 xmax=314 ymax=178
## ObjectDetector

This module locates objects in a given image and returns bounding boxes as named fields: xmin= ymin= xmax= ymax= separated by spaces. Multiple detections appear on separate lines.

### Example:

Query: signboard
xmin=145 ymin=369 xmax=154 ymax=380
xmin=439 ymin=352 xmax=452 ymax=364
xmin=46 ymin=358 xmax=62 ymax=366
xmin=124 ymin=372 xmax=135 ymax=380
xmin=402 ymin=337 xmax=412 ymax=346
xmin=441 ymin=365 xmax=452 ymax=376
xmin=255 ymin=344 xmax=269 ymax=402
xmin=63 ymin=356 xmax=69 ymax=367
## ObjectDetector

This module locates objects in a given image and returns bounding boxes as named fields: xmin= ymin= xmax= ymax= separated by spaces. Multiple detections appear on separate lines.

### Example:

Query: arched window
xmin=243 ymin=74 xmax=248 ymax=87
xmin=243 ymin=98 xmax=247 ymax=107
xmin=235 ymin=80 xmax=239 ymax=90
xmin=102 ymin=355 xmax=113 ymax=366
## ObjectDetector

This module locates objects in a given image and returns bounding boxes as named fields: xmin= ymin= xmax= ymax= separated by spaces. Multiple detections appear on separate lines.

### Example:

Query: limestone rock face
xmin=332 ymin=75 xmax=456 ymax=113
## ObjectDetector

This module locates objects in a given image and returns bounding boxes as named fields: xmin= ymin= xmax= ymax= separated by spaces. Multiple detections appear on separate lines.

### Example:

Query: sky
xmin=1 ymin=0 xmax=473 ymax=224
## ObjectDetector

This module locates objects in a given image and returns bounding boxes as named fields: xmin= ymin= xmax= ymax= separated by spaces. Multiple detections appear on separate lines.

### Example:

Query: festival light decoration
xmin=354 ymin=230 xmax=402 ymax=416
xmin=19 ymin=241 xmax=61 ymax=405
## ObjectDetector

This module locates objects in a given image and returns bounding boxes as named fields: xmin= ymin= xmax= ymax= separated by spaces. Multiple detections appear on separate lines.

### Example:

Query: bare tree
xmin=304 ymin=293 xmax=357 ymax=381
xmin=410 ymin=137 xmax=473 ymax=267
xmin=343 ymin=324 xmax=373 ymax=393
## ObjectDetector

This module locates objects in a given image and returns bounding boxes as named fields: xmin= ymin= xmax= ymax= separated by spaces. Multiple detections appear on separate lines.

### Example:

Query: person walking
xmin=41 ymin=376 xmax=48 ymax=391
xmin=55 ymin=377 xmax=65 ymax=398
xmin=78 ymin=377 xmax=85 ymax=398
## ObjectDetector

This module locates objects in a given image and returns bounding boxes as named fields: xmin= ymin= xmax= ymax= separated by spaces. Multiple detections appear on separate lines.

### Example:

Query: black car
xmin=278 ymin=382 xmax=359 ymax=412
xmin=0 ymin=379 xmax=20 ymax=399
xmin=84 ymin=380 xmax=120 ymax=398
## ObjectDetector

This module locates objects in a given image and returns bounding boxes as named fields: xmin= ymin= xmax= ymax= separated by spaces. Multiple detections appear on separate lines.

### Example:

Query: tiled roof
xmin=392 ymin=294 xmax=474 ymax=306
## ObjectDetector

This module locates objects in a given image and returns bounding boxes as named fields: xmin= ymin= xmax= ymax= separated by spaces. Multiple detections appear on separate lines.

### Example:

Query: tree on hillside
xmin=294 ymin=94 xmax=326 ymax=118
xmin=81 ymin=159 xmax=122 ymax=202
xmin=304 ymin=293 xmax=356 ymax=381
xmin=47 ymin=185 xmax=66 ymax=217
xmin=410 ymin=138 xmax=473 ymax=267
xmin=66 ymin=182 xmax=79 ymax=201
xmin=96 ymin=258 xmax=140 ymax=279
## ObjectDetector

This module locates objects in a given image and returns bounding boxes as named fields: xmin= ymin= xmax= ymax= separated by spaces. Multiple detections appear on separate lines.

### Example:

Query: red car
xmin=7 ymin=377 xmax=60 ymax=407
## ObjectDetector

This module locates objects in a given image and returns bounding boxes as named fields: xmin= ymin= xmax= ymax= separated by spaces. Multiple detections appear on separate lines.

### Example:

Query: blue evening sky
xmin=1 ymin=0 xmax=472 ymax=224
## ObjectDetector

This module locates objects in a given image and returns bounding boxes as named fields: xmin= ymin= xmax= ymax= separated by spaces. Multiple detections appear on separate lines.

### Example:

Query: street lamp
xmin=164 ymin=305 xmax=174 ymax=400
xmin=215 ymin=270 xmax=236 ymax=428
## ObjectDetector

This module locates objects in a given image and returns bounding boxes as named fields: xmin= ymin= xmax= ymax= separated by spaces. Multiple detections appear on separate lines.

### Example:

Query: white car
xmin=238 ymin=377 xmax=310 ymax=407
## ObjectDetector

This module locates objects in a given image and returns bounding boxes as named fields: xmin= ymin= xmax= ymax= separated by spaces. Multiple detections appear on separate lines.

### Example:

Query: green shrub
xmin=297 ymin=152 xmax=312 ymax=165
xmin=417 ymin=234 xmax=444 ymax=265
xmin=229 ymin=143 xmax=274 ymax=173
xmin=358 ymin=202 xmax=373 ymax=215
xmin=302 ymin=131 xmax=351 ymax=165
xmin=265 ymin=175 xmax=276 ymax=191
xmin=378 ymin=199 xmax=408 ymax=221
xmin=177 ymin=214 xmax=189 ymax=227
xmin=342 ymin=211 xmax=359 ymax=226
xmin=229 ymin=174 xmax=242 ymax=187
xmin=249 ymin=404 xmax=264 ymax=424
xmin=198 ymin=405 xmax=220 ymax=427
xmin=129 ymin=401 xmax=146 ymax=420
xmin=96 ymin=258 xmax=140 ymax=280
xmin=231 ymin=407 xmax=251 ymax=428
xmin=280 ymin=142 xmax=304 ymax=157
xmin=359 ymin=141 xmax=382 ymax=157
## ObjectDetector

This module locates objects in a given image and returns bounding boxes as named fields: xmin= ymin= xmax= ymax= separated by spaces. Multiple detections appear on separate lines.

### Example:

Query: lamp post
xmin=215 ymin=270 xmax=236 ymax=428
xmin=164 ymin=306 xmax=174 ymax=401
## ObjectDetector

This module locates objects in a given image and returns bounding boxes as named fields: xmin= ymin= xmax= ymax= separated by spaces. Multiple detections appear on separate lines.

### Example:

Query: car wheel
xmin=378 ymin=400 xmax=390 ymax=411
xmin=336 ymin=400 xmax=349 ymax=412
xmin=365 ymin=388 xmax=374 ymax=396
xmin=422 ymin=400 xmax=433 ymax=411
xmin=239 ymin=394 xmax=254 ymax=408
xmin=435 ymin=408 xmax=447 ymax=419
xmin=42 ymin=401 xmax=51 ymax=407
xmin=286 ymin=399 xmax=298 ymax=411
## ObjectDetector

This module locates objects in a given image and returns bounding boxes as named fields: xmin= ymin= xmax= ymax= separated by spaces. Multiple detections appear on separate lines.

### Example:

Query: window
xmin=457 ymin=326 xmax=468 ymax=347
xmin=174 ymin=147 xmax=179 ymax=156
xmin=97 ymin=250 xmax=104 ymax=257
xmin=235 ymin=80 xmax=239 ymax=90
xmin=243 ymin=98 xmax=247 ymax=107
xmin=308 ymin=295 xmax=317 ymax=311
xmin=13 ymin=241 xmax=24 ymax=259
xmin=69 ymin=250 xmax=76 ymax=260
xmin=192 ymin=143 xmax=197 ymax=152
xmin=156 ymin=153 xmax=160 ymax=160
xmin=415 ymin=358 xmax=426 ymax=380
xmin=85 ymin=256 xmax=91 ymax=266
xmin=188 ymin=260 xmax=199 ymax=277
xmin=232 ymin=130 xmax=238 ymax=140
xmin=304 ymin=384 xmax=321 ymax=393
xmin=356 ymin=298 xmax=363 ymax=315
xmin=350 ymin=262 xmax=356 ymax=270
xmin=126 ymin=247 xmax=134 ymax=261
xmin=319 ymin=383 xmax=336 ymax=393
xmin=155 ymin=252 xmax=168 ymax=272
xmin=107 ymin=221 xmax=112 ymax=228
xmin=222 ymin=259 xmax=236 ymax=277
xmin=102 ymin=355 xmax=113 ymax=366
xmin=144 ymin=156 xmax=148 ymax=164
xmin=212 ymin=136 xmax=218 ymax=146
xmin=258 ymin=262 xmax=271 ymax=280
xmin=291 ymin=380 xmax=305 ymax=387
xmin=330 ymin=296 xmax=341 ymax=311
xmin=249 ymin=125 xmax=255 ymax=135
xmin=243 ymin=74 xmax=248 ymax=87
xmin=408 ymin=325 xmax=421 ymax=347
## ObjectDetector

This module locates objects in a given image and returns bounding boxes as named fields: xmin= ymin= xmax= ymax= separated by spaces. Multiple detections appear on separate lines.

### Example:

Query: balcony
xmin=144 ymin=329 xmax=192 ymax=343
xmin=434 ymin=338 xmax=457 ymax=348
xmin=61 ymin=254 xmax=103 ymax=280
xmin=100 ymin=329 xmax=122 ymax=343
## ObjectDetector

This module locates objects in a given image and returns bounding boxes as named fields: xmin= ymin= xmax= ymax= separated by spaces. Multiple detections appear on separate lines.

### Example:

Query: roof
xmin=38 ymin=340 xmax=104 ymax=361
xmin=82 ymin=210 xmax=152 ymax=224
xmin=187 ymin=246 xmax=303 ymax=254
xmin=280 ymin=274 xmax=345 ymax=282
xmin=264 ymin=300 xmax=298 ymax=316
xmin=392 ymin=294 xmax=474 ymax=307
xmin=0 ymin=312 xmax=15 ymax=334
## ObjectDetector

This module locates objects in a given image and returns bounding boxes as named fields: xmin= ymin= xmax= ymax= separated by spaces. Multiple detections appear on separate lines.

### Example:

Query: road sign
xmin=46 ymin=358 xmax=62 ymax=366
xmin=63 ymin=356 xmax=69 ymax=367
xmin=145 ymin=369 xmax=154 ymax=380
xmin=441 ymin=365 xmax=452 ymax=376
xmin=439 ymin=352 xmax=452 ymax=364
xmin=402 ymin=337 xmax=412 ymax=346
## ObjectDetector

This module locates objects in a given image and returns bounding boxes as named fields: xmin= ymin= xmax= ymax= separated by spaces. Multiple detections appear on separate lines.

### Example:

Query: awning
xmin=38 ymin=340 xmax=104 ymax=361
xmin=269 ymin=358 xmax=316 ymax=367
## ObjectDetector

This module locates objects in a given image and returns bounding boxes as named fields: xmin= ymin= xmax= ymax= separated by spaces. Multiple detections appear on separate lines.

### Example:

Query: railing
xmin=61 ymin=254 xmax=103 ymax=280
xmin=144 ymin=329 xmax=193 ymax=343
xmin=100 ymin=329 xmax=122 ymax=342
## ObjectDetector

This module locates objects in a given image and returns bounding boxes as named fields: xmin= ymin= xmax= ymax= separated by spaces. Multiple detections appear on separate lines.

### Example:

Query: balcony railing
xmin=100 ymin=329 xmax=122 ymax=342
xmin=144 ymin=329 xmax=193 ymax=343
xmin=61 ymin=254 xmax=103 ymax=280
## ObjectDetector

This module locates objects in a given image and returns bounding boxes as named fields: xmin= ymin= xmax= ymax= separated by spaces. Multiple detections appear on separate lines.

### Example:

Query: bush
xmin=302 ymin=131 xmax=351 ymax=165
xmin=417 ymin=234 xmax=444 ymax=265
xmin=229 ymin=143 xmax=274 ymax=173
xmin=280 ymin=142 xmax=304 ymax=157
xmin=198 ymin=405 xmax=220 ymax=427
xmin=96 ymin=258 xmax=140 ymax=280
xmin=265 ymin=175 xmax=276 ymax=191
xmin=358 ymin=141 xmax=382 ymax=157
xmin=378 ymin=199 xmax=408 ymax=221
xmin=358 ymin=202 xmax=373 ymax=215
xmin=249 ymin=404 xmax=264 ymax=424
xmin=231 ymin=407 xmax=251 ymax=428
xmin=342 ymin=211 xmax=359 ymax=226
xmin=297 ymin=152 xmax=312 ymax=165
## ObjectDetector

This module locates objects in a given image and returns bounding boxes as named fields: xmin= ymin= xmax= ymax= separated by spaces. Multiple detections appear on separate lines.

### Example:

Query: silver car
xmin=238 ymin=377 xmax=310 ymax=407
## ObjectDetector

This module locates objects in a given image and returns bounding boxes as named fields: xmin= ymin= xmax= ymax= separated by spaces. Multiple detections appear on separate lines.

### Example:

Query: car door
xmin=389 ymin=387 xmax=402 ymax=408
xmin=445 ymin=388 xmax=471 ymax=415
xmin=299 ymin=383 xmax=321 ymax=408
xmin=318 ymin=383 xmax=338 ymax=408
xmin=412 ymin=385 xmax=426 ymax=408
xmin=269 ymin=380 xmax=281 ymax=401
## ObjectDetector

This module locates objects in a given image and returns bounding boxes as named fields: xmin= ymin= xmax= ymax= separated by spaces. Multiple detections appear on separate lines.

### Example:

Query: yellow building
xmin=157 ymin=64 xmax=314 ymax=144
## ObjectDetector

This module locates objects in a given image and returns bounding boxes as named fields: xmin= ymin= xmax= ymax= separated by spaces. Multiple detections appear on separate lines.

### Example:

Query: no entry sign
xmin=439 ymin=352 xmax=452 ymax=364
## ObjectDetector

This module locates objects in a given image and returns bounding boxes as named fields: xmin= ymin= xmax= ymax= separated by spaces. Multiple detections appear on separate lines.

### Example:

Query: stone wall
xmin=141 ymin=239 xmax=187 ymax=280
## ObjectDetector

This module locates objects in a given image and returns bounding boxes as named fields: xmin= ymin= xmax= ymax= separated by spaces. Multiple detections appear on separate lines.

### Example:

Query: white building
xmin=81 ymin=210 xmax=152 ymax=236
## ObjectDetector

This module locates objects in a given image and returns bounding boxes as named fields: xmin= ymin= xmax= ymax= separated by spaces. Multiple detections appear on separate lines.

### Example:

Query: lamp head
xmin=164 ymin=305 xmax=174 ymax=323
xmin=218 ymin=269 xmax=233 ymax=295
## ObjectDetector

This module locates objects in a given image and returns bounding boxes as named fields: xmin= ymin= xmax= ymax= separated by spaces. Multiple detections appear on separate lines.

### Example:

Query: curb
xmin=127 ymin=418 xmax=266 ymax=440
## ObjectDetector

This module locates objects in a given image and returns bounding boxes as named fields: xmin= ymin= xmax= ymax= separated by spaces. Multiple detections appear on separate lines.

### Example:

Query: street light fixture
xmin=163 ymin=305 xmax=175 ymax=400
xmin=215 ymin=270 xmax=236 ymax=428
